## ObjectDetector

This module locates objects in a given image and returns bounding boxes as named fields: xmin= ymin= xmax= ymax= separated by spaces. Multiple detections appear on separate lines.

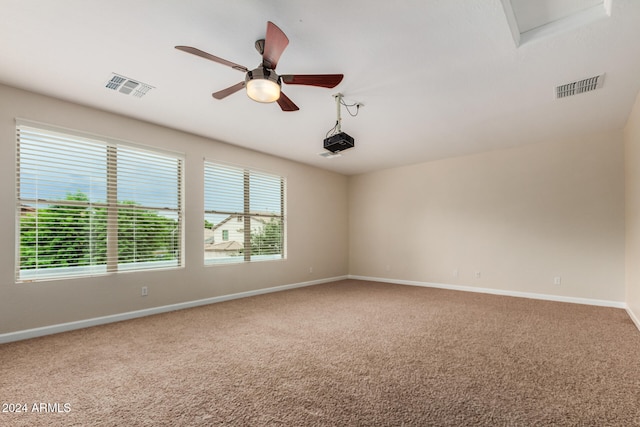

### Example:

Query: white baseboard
xmin=348 ymin=275 xmax=628 ymax=309
xmin=3 ymin=275 xmax=635 ymax=344
xmin=0 ymin=275 xmax=348 ymax=344
xmin=627 ymin=306 xmax=640 ymax=332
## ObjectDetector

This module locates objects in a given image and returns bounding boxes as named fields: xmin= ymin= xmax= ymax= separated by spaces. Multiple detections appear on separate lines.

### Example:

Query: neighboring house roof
xmin=20 ymin=205 xmax=36 ymax=214
xmin=210 ymin=215 xmax=234 ymax=232
xmin=206 ymin=240 xmax=243 ymax=251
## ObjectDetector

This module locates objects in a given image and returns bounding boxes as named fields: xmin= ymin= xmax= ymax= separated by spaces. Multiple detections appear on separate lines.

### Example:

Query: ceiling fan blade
xmin=281 ymin=74 xmax=344 ymax=88
xmin=212 ymin=81 xmax=245 ymax=100
xmin=262 ymin=21 xmax=289 ymax=70
xmin=175 ymin=46 xmax=248 ymax=72
xmin=277 ymin=92 xmax=299 ymax=111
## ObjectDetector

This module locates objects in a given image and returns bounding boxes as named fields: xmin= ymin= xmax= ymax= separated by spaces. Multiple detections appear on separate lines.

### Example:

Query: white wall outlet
xmin=475 ymin=271 xmax=481 ymax=279
xmin=141 ymin=286 xmax=148 ymax=296
xmin=309 ymin=267 xmax=313 ymax=274
xmin=553 ymin=276 xmax=562 ymax=286
xmin=385 ymin=265 xmax=391 ymax=272
xmin=453 ymin=269 xmax=459 ymax=278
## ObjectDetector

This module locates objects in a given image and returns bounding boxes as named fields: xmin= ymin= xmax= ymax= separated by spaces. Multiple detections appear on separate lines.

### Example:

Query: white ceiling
xmin=1 ymin=0 xmax=639 ymax=175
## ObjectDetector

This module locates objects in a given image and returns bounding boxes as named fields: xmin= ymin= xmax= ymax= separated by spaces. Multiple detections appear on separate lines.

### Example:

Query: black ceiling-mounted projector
xmin=323 ymin=132 xmax=355 ymax=153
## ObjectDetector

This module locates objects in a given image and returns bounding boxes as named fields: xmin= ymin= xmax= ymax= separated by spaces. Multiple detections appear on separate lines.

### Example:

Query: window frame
xmin=15 ymin=120 xmax=185 ymax=282
xmin=204 ymin=160 xmax=286 ymax=265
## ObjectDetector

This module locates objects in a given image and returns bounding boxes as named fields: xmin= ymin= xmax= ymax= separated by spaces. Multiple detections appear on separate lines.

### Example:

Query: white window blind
xmin=16 ymin=122 xmax=183 ymax=282
xmin=204 ymin=161 xmax=285 ymax=264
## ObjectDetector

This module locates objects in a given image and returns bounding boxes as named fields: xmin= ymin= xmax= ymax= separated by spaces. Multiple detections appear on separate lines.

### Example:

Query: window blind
xmin=204 ymin=161 xmax=284 ymax=264
xmin=16 ymin=122 xmax=183 ymax=282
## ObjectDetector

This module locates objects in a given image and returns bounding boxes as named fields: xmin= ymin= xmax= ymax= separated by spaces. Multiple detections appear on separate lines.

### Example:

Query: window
xmin=204 ymin=161 xmax=285 ymax=264
xmin=16 ymin=121 xmax=183 ymax=282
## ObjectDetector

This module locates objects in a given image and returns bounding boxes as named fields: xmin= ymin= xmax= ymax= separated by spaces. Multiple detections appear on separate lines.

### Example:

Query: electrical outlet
xmin=475 ymin=271 xmax=481 ymax=279
xmin=453 ymin=269 xmax=459 ymax=278
xmin=553 ymin=276 xmax=562 ymax=286
xmin=141 ymin=286 xmax=148 ymax=296
xmin=309 ymin=267 xmax=313 ymax=274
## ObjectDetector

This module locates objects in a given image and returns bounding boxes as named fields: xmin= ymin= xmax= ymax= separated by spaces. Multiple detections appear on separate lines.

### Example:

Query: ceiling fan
xmin=175 ymin=21 xmax=344 ymax=111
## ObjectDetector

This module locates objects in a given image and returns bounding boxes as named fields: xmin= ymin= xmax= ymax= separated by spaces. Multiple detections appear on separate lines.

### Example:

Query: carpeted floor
xmin=1 ymin=279 xmax=639 ymax=426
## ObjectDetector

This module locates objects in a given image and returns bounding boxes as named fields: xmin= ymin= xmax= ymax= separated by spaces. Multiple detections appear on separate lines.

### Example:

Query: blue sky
xmin=19 ymin=138 xmax=180 ymax=210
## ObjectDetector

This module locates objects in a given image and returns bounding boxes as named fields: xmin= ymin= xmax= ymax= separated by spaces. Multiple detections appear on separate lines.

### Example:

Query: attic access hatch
xmin=501 ymin=0 xmax=612 ymax=46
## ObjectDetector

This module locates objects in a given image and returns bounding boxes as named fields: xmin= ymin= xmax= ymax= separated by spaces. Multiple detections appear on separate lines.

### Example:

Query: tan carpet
xmin=1 ymin=279 xmax=639 ymax=426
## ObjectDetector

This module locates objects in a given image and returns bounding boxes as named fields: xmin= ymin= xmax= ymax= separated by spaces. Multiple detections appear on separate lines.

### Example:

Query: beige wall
xmin=0 ymin=84 xmax=349 ymax=334
xmin=1 ymin=81 xmax=634 ymax=337
xmin=625 ymin=91 xmax=640 ymax=325
xmin=349 ymin=130 xmax=626 ymax=302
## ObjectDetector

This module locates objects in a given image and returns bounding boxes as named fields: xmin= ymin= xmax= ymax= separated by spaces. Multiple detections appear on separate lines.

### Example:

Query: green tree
xmin=251 ymin=218 xmax=283 ymax=256
xmin=20 ymin=191 xmax=102 ymax=269
xmin=117 ymin=202 xmax=179 ymax=263
xmin=20 ymin=192 xmax=179 ymax=270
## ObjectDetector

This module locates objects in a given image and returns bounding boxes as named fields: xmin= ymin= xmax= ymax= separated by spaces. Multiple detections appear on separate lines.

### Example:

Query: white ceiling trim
xmin=501 ymin=0 xmax=613 ymax=46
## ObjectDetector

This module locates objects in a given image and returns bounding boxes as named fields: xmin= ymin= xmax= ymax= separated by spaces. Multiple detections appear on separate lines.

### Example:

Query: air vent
xmin=105 ymin=73 xmax=153 ymax=98
xmin=318 ymin=151 xmax=342 ymax=159
xmin=556 ymin=74 xmax=604 ymax=99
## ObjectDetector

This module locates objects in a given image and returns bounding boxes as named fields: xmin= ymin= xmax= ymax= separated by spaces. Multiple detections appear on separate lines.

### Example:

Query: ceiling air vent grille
xmin=105 ymin=73 xmax=153 ymax=98
xmin=556 ymin=74 xmax=604 ymax=99
xmin=318 ymin=151 xmax=342 ymax=159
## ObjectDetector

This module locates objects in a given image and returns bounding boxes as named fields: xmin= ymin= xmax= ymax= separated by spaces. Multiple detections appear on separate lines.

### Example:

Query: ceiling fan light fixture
xmin=246 ymin=68 xmax=281 ymax=103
